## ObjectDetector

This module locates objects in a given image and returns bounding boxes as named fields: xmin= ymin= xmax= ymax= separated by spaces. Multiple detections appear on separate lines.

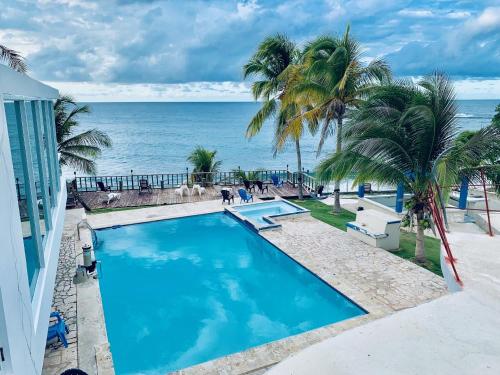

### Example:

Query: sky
xmin=1 ymin=0 xmax=499 ymax=101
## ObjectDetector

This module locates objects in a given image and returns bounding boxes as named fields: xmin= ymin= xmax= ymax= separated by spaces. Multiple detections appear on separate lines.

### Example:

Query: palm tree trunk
xmin=295 ymin=138 xmax=303 ymax=200
xmin=415 ymin=211 xmax=426 ymax=262
xmin=333 ymin=116 xmax=343 ymax=213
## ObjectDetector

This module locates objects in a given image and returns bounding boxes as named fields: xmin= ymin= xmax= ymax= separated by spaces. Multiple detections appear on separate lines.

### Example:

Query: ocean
xmin=69 ymin=100 xmax=498 ymax=176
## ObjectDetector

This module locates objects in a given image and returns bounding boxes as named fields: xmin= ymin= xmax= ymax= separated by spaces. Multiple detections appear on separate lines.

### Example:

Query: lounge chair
xmin=271 ymin=174 xmax=284 ymax=187
xmin=192 ymin=184 xmax=206 ymax=196
xmin=364 ymin=183 xmax=373 ymax=194
xmin=66 ymin=193 xmax=77 ymax=209
xmin=176 ymin=184 xmax=189 ymax=198
xmin=96 ymin=181 xmax=111 ymax=192
xmin=106 ymin=192 xmax=121 ymax=205
xmin=138 ymin=179 xmax=153 ymax=194
xmin=243 ymin=179 xmax=254 ymax=192
xmin=238 ymin=188 xmax=253 ymax=203
xmin=221 ymin=189 xmax=234 ymax=204
xmin=47 ymin=311 xmax=69 ymax=348
xmin=255 ymin=180 xmax=268 ymax=194
xmin=312 ymin=185 xmax=326 ymax=199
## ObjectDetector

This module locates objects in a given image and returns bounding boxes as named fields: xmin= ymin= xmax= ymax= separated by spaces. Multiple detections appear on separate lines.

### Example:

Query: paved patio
xmin=42 ymin=236 xmax=78 ymax=375
xmin=266 ymin=218 xmax=500 ymax=375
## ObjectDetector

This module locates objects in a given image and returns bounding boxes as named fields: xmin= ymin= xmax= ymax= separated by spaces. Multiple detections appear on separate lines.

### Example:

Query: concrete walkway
xmin=266 ymin=221 xmax=500 ymax=375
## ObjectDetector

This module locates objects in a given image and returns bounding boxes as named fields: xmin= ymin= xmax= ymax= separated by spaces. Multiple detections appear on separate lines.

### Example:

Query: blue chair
xmin=271 ymin=174 xmax=284 ymax=187
xmin=238 ymin=188 xmax=253 ymax=203
xmin=47 ymin=311 xmax=69 ymax=348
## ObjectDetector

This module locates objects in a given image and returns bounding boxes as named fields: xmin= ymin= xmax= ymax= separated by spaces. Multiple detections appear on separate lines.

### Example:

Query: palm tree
xmin=0 ymin=44 xmax=27 ymax=73
xmin=288 ymin=26 xmax=391 ymax=211
xmin=187 ymin=146 xmax=222 ymax=184
xmin=317 ymin=73 xmax=500 ymax=262
xmin=243 ymin=34 xmax=312 ymax=199
xmin=55 ymin=95 xmax=112 ymax=174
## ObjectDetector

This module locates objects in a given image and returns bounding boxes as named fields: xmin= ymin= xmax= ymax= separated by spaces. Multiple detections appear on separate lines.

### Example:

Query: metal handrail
xmin=71 ymin=169 xmax=290 ymax=192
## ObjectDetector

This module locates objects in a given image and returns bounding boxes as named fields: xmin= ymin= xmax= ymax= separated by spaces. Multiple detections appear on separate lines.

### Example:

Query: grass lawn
xmin=397 ymin=231 xmax=442 ymax=276
xmin=291 ymin=198 xmax=442 ymax=276
xmin=88 ymin=205 xmax=156 ymax=215
xmin=290 ymin=199 xmax=355 ymax=231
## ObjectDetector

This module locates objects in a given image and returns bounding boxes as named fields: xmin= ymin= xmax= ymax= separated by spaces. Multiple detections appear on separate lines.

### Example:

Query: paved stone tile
xmin=42 ymin=235 xmax=79 ymax=375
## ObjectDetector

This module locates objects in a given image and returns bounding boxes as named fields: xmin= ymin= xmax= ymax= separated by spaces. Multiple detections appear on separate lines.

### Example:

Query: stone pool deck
xmin=44 ymin=198 xmax=447 ymax=375
xmin=266 ymin=220 xmax=500 ymax=375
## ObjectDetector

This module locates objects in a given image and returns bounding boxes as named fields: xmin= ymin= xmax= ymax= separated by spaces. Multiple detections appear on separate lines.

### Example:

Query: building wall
xmin=0 ymin=67 xmax=64 ymax=375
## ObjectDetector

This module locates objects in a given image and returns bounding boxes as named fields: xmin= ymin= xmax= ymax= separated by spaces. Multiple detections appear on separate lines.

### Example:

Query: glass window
xmin=26 ymin=101 xmax=49 ymax=240
xmin=41 ymin=101 xmax=57 ymax=207
xmin=4 ymin=101 xmax=42 ymax=294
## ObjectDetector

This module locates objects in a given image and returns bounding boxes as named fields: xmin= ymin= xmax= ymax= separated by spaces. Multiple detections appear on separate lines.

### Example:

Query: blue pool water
xmin=234 ymin=200 xmax=306 ymax=226
xmin=364 ymin=194 xmax=412 ymax=211
xmin=96 ymin=213 xmax=365 ymax=374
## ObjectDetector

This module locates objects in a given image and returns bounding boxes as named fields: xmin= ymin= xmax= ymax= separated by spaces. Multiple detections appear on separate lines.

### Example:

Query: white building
xmin=0 ymin=65 xmax=66 ymax=374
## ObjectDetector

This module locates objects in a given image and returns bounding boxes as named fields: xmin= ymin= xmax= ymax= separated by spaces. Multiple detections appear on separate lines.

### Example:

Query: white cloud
xmin=236 ymin=0 xmax=261 ymax=20
xmin=398 ymin=9 xmax=434 ymax=18
xmin=453 ymin=79 xmax=500 ymax=100
xmin=446 ymin=7 xmax=500 ymax=55
xmin=45 ymin=80 xmax=254 ymax=102
xmin=324 ymin=0 xmax=346 ymax=20
xmin=463 ymin=6 xmax=500 ymax=36
xmin=44 ymin=78 xmax=500 ymax=101
xmin=0 ymin=29 xmax=42 ymax=56
xmin=37 ymin=0 xmax=97 ymax=10
xmin=445 ymin=11 xmax=471 ymax=20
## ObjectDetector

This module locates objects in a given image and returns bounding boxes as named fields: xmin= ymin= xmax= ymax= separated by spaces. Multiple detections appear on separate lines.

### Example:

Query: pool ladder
xmin=77 ymin=218 xmax=98 ymax=249
xmin=76 ymin=219 xmax=103 ymax=278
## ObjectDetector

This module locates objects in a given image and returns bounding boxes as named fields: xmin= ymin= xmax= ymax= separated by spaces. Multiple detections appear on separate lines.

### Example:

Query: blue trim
xmin=358 ymin=184 xmax=365 ymax=198
xmin=45 ymin=100 xmax=61 ymax=192
xmin=47 ymin=101 xmax=60 ymax=191
xmin=14 ymin=100 xmax=43 ymax=295
xmin=458 ymin=176 xmax=468 ymax=210
xmin=346 ymin=222 xmax=388 ymax=239
xmin=395 ymin=183 xmax=404 ymax=213
xmin=41 ymin=101 xmax=57 ymax=208
xmin=31 ymin=101 xmax=52 ymax=232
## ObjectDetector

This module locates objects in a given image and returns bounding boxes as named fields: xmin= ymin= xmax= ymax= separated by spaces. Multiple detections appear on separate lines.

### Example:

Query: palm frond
xmin=0 ymin=44 xmax=27 ymax=73
xmin=59 ymin=151 xmax=97 ymax=175
xmin=246 ymin=99 xmax=278 ymax=137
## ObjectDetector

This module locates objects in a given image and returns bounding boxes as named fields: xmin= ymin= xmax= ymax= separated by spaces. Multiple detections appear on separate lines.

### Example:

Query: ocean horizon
xmin=68 ymin=99 xmax=499 ymax=177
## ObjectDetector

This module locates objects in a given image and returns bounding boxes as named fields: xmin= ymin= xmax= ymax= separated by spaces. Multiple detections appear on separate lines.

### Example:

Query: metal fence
xmin=69 ymin=169 xmax=290 ymax=192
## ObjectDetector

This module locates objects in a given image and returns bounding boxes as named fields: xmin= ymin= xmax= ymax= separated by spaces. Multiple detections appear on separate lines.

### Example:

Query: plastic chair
xmin=255 ymin=180 xmax=269 ymax=194
xmin=243 ymin=179 xmax=254 ymax=192
xmin=271 ymin=174 xmax=284 ymax=187
xmin=47 ymin=311 xmax=69 ymax=348
xmin=238 ymin=189 xmax=253 ymax=203
xmin=221 ymin=189 xmax=234 ymax=204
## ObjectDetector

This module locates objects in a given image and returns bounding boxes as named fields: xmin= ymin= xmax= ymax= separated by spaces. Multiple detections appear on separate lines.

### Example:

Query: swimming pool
xmin=96 ymin=213 xmax=365 ymax=374
xmin=363 ymin=194 xmax=412 ymax=212
xmin=232 ymin=200 xmax=308 ymax=228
